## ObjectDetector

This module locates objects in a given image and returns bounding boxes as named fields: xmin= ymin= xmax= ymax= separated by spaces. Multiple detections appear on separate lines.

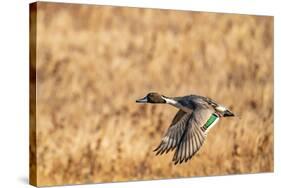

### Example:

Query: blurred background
xmin=32 ymin=2 xmax=273 ymax=186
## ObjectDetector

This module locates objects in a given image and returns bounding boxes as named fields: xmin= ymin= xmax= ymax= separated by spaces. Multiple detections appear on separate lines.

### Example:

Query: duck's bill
xmin=136 ymin=96 xmax=148 ymax=103
xmin=223 ymin=110 xmax=235 ymax=117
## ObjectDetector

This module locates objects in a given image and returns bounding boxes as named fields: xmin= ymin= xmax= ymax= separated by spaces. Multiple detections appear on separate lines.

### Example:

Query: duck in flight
xmin=136 ymin=92 xmax=235 ymax=165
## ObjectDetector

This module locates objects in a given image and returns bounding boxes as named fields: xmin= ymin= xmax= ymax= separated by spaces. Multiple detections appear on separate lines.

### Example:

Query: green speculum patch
xmin=203 ymin=113 xmax=219 ymax=130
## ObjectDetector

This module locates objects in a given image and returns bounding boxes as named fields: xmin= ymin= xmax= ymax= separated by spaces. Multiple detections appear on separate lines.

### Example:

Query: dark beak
xmin=136 ymin=96 xmax=148 ymax=103
xmin=223 ymin=110 xmax=235 ymax=117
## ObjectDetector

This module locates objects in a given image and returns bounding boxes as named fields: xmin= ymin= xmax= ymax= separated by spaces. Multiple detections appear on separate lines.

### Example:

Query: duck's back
xmin=176 ymin=95 xmax=215 ymax=109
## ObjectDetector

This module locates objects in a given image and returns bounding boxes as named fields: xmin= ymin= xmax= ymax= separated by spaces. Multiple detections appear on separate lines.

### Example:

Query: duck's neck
xmin=162 ymin=96 xmax=191 ymax=113
xmin=163 ymin=97 xmax=178 ymax=106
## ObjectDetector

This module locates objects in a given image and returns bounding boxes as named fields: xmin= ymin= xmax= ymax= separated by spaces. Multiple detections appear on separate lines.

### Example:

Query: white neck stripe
xmin=163 ymin=97 xmax=178 ymax=105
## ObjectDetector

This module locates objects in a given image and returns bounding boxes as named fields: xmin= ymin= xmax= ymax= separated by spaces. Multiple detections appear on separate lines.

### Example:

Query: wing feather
xmin=154 ymin=109 xmax=192 ymax=155
xmin=172 ymin=108 xmax=212 ymax=164
xmin=154 ymin=106 xmax=214 ymax=164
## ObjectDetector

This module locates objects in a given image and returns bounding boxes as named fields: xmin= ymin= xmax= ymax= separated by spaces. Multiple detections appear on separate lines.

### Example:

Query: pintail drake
xmin=136 ymin=92 xmax=235 ymax=165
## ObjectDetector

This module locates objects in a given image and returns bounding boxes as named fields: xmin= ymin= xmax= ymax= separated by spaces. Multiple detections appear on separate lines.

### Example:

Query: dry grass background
xmin=32 ymin=2 xmax=273 ymax=186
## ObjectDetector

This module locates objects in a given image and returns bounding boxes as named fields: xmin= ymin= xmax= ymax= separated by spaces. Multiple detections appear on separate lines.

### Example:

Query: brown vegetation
xmin=32 ymin=2 xmax=273 ymax=186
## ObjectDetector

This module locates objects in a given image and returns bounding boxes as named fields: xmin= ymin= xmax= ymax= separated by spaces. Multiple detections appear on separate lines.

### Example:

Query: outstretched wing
xmin=153 ymin=109 xmax=192 ymax=155
xmin=172 ymin=108 xmax=214 ymax=164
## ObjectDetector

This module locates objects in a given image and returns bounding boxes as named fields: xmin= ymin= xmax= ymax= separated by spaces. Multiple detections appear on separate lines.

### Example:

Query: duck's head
xmin=215 ymin=105 xmax=235 ymax=117
xmin=136 ymin=92 xmax=166 ymax=104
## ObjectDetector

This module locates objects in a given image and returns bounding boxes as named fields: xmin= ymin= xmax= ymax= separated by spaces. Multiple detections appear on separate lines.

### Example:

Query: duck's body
xmin=136 ymin=92 xmax=234 ymax=164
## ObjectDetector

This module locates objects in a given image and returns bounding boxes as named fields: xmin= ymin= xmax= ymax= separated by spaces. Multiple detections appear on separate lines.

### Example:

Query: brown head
xmin=136 ymin=92 xmax=166 ymax=104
